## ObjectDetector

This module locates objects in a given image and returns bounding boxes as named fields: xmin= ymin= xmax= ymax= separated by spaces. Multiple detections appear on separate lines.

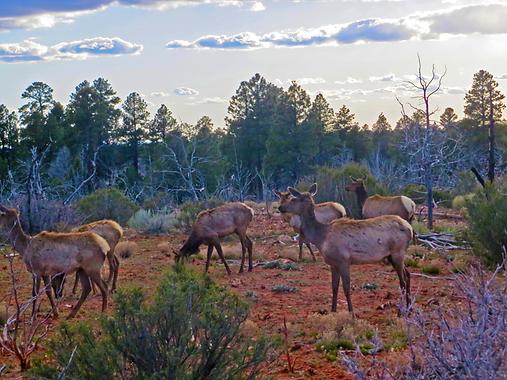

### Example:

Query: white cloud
xmin=249 ymin=1 xmax=266 ymax=11
xmin=0 ymin=37 xmax=142 ymax=63
xmin=295 ymin=77 xmax=326 ymax=85
xmin=496 ymin=74 xmax=507 ymax=80
xmin=369 ymin=73 xmax=402 ymax=82
xmin=151 ymin=91 xmax=170 ymax=97
xmin=335 ymin=76 xmax=363 ymax=84
xmin=190 ymin=97 xmax=228 ymax=104
xmin=174 ymin=87 xmax=200 ymax=96
xmin=166 ymin=3 xmax=507 ymax=50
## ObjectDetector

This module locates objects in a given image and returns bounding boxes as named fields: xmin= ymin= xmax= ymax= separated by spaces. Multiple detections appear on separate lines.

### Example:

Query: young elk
xmin=52 ymin=220 xmax=123 ymax=297
xmin=278 ymin=184 xmax=412 ymax=314
xmin=175 ymin=202 xmax=254 ymax=275
xmin=345 ymin=178 xmax=416 ymax=223
xmin=0 ymin=205 xmax=109 ymax=319
xmin=274 ymin=190 xmax=346 ymax=261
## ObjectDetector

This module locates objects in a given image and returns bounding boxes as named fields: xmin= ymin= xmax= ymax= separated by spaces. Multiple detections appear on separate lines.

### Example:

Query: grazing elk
xmin=52 ymin=219 xmax=123 ymax=298
xmin=0 ymin=205 xmax=109 ymax=319
xmin=274 ymin=190 xmax=346 ymax=261
xmin=278 ymin=184 xmax=412 ymax=314
xmin=175 ymin=202 xmax=254 ymax=275
xmin=345 ymin=178 xmax=416 ymax=223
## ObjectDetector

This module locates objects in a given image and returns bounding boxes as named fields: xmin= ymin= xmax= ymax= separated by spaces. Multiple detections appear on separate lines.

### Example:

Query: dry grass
xmin=156 ymin=241 xmax=173 ymax=257
xmin=115 ymin=241 xmax=139 ymax=259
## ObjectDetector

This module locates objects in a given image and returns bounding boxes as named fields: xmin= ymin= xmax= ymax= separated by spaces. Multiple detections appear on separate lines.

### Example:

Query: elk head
xmin=278 ymin=183 xmax=317 ymax=216
xmin=273 ymin=189 xmax=292 ymax=206
xmin=0 ymin=204 xmax=19 ymax=237
xmin=345 ymin=177 xmax=366 ymax=193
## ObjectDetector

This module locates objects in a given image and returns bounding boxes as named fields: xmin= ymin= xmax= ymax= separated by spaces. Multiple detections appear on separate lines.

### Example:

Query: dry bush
xmin=156 ymin=242 xmax=173 ymax=257
xmin=115 ymin=241 xmax=138 ymax=259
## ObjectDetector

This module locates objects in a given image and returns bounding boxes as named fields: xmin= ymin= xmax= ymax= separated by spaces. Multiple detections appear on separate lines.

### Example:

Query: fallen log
xmin=415 ymin=232 xmax=470 ymax=251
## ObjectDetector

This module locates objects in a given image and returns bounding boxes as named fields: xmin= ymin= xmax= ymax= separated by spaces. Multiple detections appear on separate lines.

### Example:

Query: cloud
xmin=335 ymin=76 xmax=363 ymax=84
xmin=151 ymin=91 xmax=170 ymax=97
xmin=369 ymin=73 xmax=403 ymax=82
xmin=0 ymin=1 xmax=265 ymax=30
xmin=495 ymin=74 xmax=507 ymax=80
xmin=166 ymin=3 xmax=507 ymax=50
xmin=0 ymin=37 xmax=142 ymax=63
xmin=174 ymin=87 xmax=200 ymax=96
xmin=295 ymin=77 xmax=326 ymax=85
xmin=190 ymin=97 xmax=228 ymax=104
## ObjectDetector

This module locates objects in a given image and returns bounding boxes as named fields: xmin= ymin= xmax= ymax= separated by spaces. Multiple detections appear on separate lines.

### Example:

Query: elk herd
xmin=0 ymin=178 xmax=416 ymax=319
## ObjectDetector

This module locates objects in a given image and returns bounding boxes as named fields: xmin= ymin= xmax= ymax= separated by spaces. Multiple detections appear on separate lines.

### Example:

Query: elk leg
xmin=338 ymin=265 xmax=354 ymax=315
xmin=388 ymin=255 xmax=410 ymax=308
xmin=51 ymin=273 xmax=65 ymax=299
xmin=331 ymin=268 xmax=340 ymax=312
xmin=305 ymin=241 xmax=316 ymax=262
xmin=67 ymin=270 xmax=91 ymax=319
xmin=238 ymin=232 xmax=247 ymax=274
xmin=205 ymin=244 xmax=213 ymax=273
xmin=213 ymin=239 xmax=231 ymax=275
xmin=111 ymin=254 xmax=120 ymax=293
xmin=298 ymin=236 xmax=304 ymax=261
xmin=246 ymin=236 xmax=253 ymax=272
xmin=31 ymin=275 xmax=41 ymax=318
xmin=71 ymin=271 xmax=80 ymax=295
xmin=42 ymin=275 xmax=59 ymax=318
xmin=89 ymin=271 xmax=108 ymax=313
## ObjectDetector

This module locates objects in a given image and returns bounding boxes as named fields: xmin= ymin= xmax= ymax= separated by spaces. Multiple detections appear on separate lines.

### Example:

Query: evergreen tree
xmin=0 ymin=104 xmax=18 ymax=171
xmin=439 ymin=107 xmax=458 ymax=128
xmin=464 ymin=70 xmax=506 ymax=182
xmin=117 ymin=92 xmax=150 ymax=176
xmin=371 ymin=112 xmax=392 ymax=158
xmin=149 ymin=104 xmax=177 ymax=142
xmin=305 ymin=94 xmax=335 ymax=165
xmin=18 ymin=81 xmax=54 ymax=151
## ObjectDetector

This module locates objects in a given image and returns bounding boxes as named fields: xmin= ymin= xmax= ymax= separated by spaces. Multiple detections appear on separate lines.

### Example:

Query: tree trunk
xmin=426 ymin=168 xmax=433 ymax=230
xmin=133 ymin=139 xmax=139 ymax=177
xmin=488 ymin=99 xmax=496 ymax=183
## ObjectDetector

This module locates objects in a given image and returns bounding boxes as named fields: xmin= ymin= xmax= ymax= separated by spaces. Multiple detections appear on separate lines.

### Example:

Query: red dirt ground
xmin=0 ymin=206 xmax=470 ymax=379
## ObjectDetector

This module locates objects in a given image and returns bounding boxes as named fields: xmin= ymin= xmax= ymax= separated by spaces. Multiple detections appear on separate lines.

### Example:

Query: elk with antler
xmin=345 ymin=177 xmax=416 ymax=223
xmin=274 ymin=190 xmax=346 ymax=261
xmin=278 ymin=184 xmax=412 ymax=314
xmin=0 ymin=205 xmax=109 ymax=319
xmin=175 ymin=202 xmax=254 ymax=274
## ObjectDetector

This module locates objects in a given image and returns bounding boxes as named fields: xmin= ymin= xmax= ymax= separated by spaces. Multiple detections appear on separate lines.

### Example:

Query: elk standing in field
xmin=52 ymin=220 xmax=123 ymax=297
xmin=345 ymin=178 xmax=416 ymax=223
xmin=274 ymin=190 xmax=346 ymax=261
xmin=175 ymin=202 xmax=254 ymax=275
xmin=0 ymin=205 xmax=109 ymax=319
xmin=278 ymin=184 xmax=412 ymax=314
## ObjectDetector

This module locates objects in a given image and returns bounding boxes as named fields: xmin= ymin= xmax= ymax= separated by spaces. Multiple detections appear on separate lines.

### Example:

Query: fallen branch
xmin=416 ymin=232 xmax=469 ymax=251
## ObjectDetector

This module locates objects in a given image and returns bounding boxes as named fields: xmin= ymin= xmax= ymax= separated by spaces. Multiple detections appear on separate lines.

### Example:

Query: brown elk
xmin=345 ymin=178 xmax=416 ymax=223
xmin=175 ymin=202 xmax=254 ymax=275
xmin=278 ymin=184 xmax=412 ymax=314
xmin=274 ymin=190 xmax=346 ymax=261
xmin=52 ymin=220 xmax=123 ymax=297
xmin=0 ymin=205 xmax=109 ymax=319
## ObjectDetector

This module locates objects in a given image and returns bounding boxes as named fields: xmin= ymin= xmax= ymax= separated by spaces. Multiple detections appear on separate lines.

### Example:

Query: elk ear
xmin=272 ymin=189 xmax=282 ymax=197
xmin=309 ymin=183 xmax=318 ymax=196
xmin=287 ymin=187 xmax=301 ymax=197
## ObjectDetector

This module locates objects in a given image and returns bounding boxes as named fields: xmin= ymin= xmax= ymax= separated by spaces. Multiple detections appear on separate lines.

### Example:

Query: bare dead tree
xmin=397 ymin=56 xmax=466 ymax=229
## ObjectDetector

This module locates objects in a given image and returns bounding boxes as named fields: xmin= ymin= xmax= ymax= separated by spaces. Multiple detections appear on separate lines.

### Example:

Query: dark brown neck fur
xmin=298 ymin=204 xmax=329 ymax=250
xmin=354 ymin=185 xmax=368 ymax=218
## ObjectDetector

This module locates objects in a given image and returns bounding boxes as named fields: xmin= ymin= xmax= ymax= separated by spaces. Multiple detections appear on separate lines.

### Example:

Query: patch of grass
xmin=451 ymin=266 xmax=465 ymax=274
xmin=271 ymin=284 xmax=298 ymax=293
xmin=116 ymin=241 xmax=139 ymax=259
xmin=262 ymin=260 xmax=299 ymax=271
xmin=384 ymin=320 xmax=409 ymax=351
xmin=361 ymin=282 xmax=378 ymax=291
xmin=405 ymin=258 xmax=419 ymax=268
xmin=422 ymin=265 xmax=440 ymax=275
xmin=245 ymin=291 xmax=258 ymax=301
xmin=412 ymin=221 xmax=430 ymax=235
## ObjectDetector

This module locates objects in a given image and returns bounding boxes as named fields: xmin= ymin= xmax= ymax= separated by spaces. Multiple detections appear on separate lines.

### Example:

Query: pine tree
xmin=18 ymin=81 xmax=54 ymax=151
xmin=149 ymin=104 xmax=177 ymax=142
xmin=439 ymin=107 xmax=458 ymax=128
xmin=117 ymin=92 xmax=150 ymax=176
xmin=305 ymin=94 xmax=335 ymax=164
xmin=0 ymin=104 xmax=18 ymax=171
xmin=464 ymin=70 xmax=506 ymax=182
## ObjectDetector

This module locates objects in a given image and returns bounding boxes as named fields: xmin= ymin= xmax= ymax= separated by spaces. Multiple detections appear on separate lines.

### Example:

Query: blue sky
xmin=1 ymin=0 xmax=507 ymax=127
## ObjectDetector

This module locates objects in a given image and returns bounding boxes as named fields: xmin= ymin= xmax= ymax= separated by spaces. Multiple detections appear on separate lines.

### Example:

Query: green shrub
xmin=262 ymin=260 xmax=299 ymax=271
xmin=174 ymin=198 xmax=224 ymax=232
xmin=76 ymin=188 xmax=138 ymax=225
xmin=302 ymin=163 xmax=386 ymax=219
xmin=412 ymin=221 xmax=430 ymax=235
xmin=32 ymin=266 xmax=276 ymax=379
xmin=405 ymin=258 xmax=419 ymax=268
xmin=401 ymin=184 xmax=427 ymax=204
xmin=466 ymin=184 xmax=507 ymax=266
xmin=128 ymin=208 xmax=176 ymax=234
xmin=452 ymin=194 xmax=475 ymax=211
xmin=433 ymin=189 xmax=453 ymax=208
xmin=271 ymin=284 xmax=298 ymax=293
xmin=422 ymin=265 xmax=440 ymax=275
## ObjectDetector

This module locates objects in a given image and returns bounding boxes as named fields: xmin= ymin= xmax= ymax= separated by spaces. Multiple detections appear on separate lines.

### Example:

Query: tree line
xmin=0 ymin=69 xmax=505 ymax=210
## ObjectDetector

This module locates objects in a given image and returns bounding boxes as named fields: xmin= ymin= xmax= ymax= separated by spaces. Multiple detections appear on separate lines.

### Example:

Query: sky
xmin=1 ymin=0 xmax=507 ymax=128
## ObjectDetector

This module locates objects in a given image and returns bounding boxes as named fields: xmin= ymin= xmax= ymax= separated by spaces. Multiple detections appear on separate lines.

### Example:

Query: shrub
xmin=76 ymin=188 xmax=138 ymax=225
xmin=32 ymin=266 xmax=277 ymax=379
xmin=262 ymin=260 xmax=299 ymax=271
xmin=401 ymin=184 xmax=427 ymax=204
xmin=421 ymin=265 xmax=440 ymax=275
xmin=433 ymin=189 xmax=453 ymax=208
xmin=271 ymin=284 xmax=298 ymax=293
xmin=452 ymin=193 xmax=474 ymax=211
xmin=128 ymin=208 xmax=176 ymax=234
xmin=465 ymin=184 xmax=507 ymax=266
xmin=115 ymin=241 xmax=138 ymax=259
xmin=404 ymin=258 xmax=419 ymax=268
xmin=174 ymin=198 xmax=224 ymax=232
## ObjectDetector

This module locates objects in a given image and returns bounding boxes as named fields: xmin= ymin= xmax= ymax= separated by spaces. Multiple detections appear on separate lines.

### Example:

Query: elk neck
xmin=298 ymin=204 xmax=328 ymax=250
xmin=8 ymin=216 xmax=31 ymax=256
xmin=355 ymin=186 xmax=368 ymax=217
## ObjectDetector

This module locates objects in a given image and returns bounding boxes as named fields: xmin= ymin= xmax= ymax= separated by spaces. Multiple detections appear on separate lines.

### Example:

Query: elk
xmin=273 ymin=190 xmax=346 ymax=261
xmin=175 ymin=202 xmax=254 ymax=275
xmin=345 ymin=178 xmax=416 ymax=223
xmin=0 ymin=205 xmax=109 ymax=319
xmin=278 ymin=184 xmax=412 ymax=314
xmin=52 ymin=220 xmax=123 ymax=297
